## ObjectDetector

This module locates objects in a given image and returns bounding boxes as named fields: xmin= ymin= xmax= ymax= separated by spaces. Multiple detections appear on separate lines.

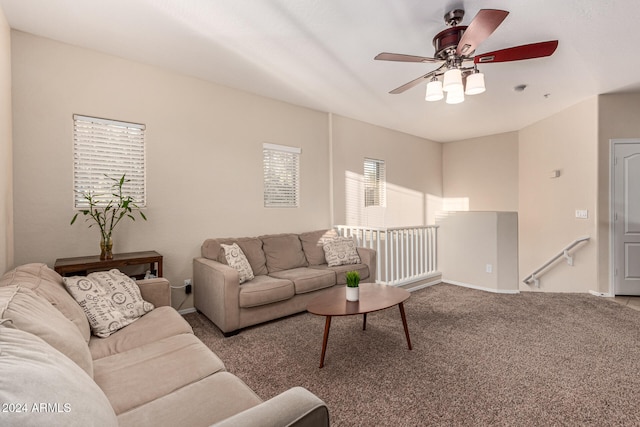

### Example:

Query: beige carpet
xmin=184 ymin=283 xmax=640 ymax=426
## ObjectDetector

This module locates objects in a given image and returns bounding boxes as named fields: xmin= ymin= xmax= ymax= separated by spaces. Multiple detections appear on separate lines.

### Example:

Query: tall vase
xmin=100 ymin=237 xmax=113 ymax=260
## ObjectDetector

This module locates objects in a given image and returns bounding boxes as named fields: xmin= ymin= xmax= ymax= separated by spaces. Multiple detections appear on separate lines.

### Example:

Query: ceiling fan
xmin=374 ymin=9 xmax=558 ymax=103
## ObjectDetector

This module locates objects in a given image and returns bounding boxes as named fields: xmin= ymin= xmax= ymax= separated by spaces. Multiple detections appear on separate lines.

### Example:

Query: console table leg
xmin=398 ymin=302 xmax=412 ymax=350
xmin=363 ymin=313 xmax=367 ymax=331
xmin=319 ymin=316 xmax=332 ymax=368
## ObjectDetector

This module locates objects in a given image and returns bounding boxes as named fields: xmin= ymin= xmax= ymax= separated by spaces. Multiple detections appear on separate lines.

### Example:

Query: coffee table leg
xmin=398 ymin=302 xmax=412 ymax=350
xmin=319 ymin=316 xmax=332 ymax=368
xmin=363 ymin=313 xmax=367 ymax=331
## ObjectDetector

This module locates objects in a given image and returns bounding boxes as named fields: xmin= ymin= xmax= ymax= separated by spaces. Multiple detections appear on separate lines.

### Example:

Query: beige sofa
xmin=193 ymin=229 xmax=377 ymax=335
xmin=0 ymin=263 xmax=329 ymax=427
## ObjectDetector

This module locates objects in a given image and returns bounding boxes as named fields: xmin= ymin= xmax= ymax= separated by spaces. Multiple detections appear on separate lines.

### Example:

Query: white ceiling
xmin=2 ymin=0 xmax=640 ymax=142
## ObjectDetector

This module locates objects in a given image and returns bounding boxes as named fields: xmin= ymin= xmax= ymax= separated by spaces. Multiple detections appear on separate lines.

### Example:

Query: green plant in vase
xmin=345 ymin=270 xmax=360 ymax=302
xmin=71 ymin=174 xmax=147 ymax=260
xmin=346 ymin=270 xmax=360 ymax=288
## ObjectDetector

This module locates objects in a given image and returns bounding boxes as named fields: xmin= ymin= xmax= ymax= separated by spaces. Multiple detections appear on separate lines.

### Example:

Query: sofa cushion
xmin=202 ymin=237 xmax=268 ymax=276
xmin=93 ymin=333 xmax=226 ymax=415
xmin=239 ymin=275 xmax=295 ymax=308
xmin=0 ymin=324 xmax=118 ymax=427
xmin=0 ymin=285 xmax=93 ymax=377
xmin=310 ymin=263 xmax=370 ymax=285
xmin=63 ymin=270 xmax=154 ymax=338
xmin=221 ymin=243 xmax=254 ymax=284
xmin=89 ymin=306 xmax=193 ymax=360
xmin=269 ymin=267 xmax=336 ymax=294
xmin=323 ymin=237 xmax=361 ymax=267
xmin=117 ymin=372 xmax=262 ymax=427
xmin=260 ymin=233 xmax=308 ymax=273
xmin=0 ymin=263 xmax=91 ymax=343
xmin=299 ymin=229 xmax=339 ymax=265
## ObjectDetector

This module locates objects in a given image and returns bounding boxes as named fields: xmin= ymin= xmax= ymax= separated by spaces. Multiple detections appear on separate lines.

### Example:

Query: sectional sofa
xmin=193 ymin=229 xmax=377 ymax=335
xmin=0 ymin=263 xmax=329 ymax=426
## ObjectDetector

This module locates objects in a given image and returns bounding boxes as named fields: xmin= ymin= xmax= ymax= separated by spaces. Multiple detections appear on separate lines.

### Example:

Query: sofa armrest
xmin=137 ymin=277 xmax=171 ymax=307
xmin=193 ymin=257 xmax=241 ymax=334
xmin=210 ymin=387 xmax=329 ymax=427
xmin=357 ymin=247 xmax=377 ymax=283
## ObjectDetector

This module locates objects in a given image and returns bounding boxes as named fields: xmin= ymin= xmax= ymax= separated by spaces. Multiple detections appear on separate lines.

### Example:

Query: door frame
xmin=609 ymin=138 xmax=640 ymax=295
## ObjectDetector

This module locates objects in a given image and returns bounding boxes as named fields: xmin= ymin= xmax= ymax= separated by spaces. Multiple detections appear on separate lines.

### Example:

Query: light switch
xmin=486 ymin=264 xmax=493 ymax=273
xmin=575 ymin=210 xmax=588 ymax=219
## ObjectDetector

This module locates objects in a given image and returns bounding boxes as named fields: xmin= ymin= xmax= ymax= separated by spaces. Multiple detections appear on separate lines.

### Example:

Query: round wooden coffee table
xmin=307 ymin=283 xmax=412 ymax=368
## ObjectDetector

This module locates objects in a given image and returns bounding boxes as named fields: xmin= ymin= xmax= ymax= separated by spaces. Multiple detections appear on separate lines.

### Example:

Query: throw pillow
xmin=323 ymin=237 xmax=361 ymax=267
xmin=221 ymin=243 xmax=255 ymax=284
xmin=63 ymin=269 xmax=154 ymax=338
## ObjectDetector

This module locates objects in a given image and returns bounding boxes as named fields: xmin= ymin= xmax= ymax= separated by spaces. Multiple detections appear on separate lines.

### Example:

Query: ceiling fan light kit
xmin=375 ymin=8 xmax=559 ymax=105
xmin=425 ymin=79 xmax=444 ymax=101
xmin=465 ymin=71 xmax=486 ymax=95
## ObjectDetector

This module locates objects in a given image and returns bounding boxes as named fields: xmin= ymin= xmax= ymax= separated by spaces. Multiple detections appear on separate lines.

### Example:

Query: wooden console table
xmin=54 ymin=250 xmax=163 ymax=278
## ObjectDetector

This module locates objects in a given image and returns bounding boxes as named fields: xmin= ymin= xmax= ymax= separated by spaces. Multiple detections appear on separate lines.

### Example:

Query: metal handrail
xmin=523 ymin=236 xmax=590 ymax=287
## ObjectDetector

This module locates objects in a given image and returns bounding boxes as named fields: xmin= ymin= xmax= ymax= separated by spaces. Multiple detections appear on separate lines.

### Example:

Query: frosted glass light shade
xmin=425 ymin=80 xmax=444 ymax=101
xmin=443 ymin=68 xmax=463 ymax=92
xmin=446 ymin=86 xmax=465 ymax=104
xmin=465 ymin=72 xmax=486 ymax=95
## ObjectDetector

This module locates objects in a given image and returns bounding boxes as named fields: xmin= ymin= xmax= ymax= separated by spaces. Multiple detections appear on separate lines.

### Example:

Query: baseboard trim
xmin=406 ymin=278 xmax=441 ymax=292
xmin=443 ymin=280 xmax=520 ymax=294
xmin=589 ymin=290 xmax=612 ymax=297
xmin=178 ymin=307 xmax=197 ymax=315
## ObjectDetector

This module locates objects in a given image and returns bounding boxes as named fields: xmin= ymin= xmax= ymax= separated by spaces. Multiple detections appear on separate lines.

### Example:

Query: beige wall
xmin=11 ymin=32 xmax=446 ymax=309
xmin=11 ymin=31 xmax=332 ymax=308
xmin=518 ymin=98 xmax=598 ymax=292
xmin=0 ymin=7 xmax=12 ymax=274
xmin=442 ymin=132 xmax=519 ymax=212
xmin=331 ymin=114 xmax=442 ymax=227
xmin=598 ymin=93 xmax=640 ymax=294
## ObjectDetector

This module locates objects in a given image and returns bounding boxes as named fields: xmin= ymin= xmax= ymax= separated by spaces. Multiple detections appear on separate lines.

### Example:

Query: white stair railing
xmin=335 ymin=225 xmax=439 ymax=286
xmin=523 ymin=236 xmax=590 ymax=287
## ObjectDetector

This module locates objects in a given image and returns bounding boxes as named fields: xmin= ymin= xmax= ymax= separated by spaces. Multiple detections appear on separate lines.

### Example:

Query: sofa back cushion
xmin=299 ymin=229 xmax=339 ymax=265
xmin=202 ymin=237 xmax=268 ymax=276
xmin=0 ymin=263 xmax=91 ymax=343
xmin=260 ymin=233 xmax=308 ymax=273
xmin=0 ymin=285 xmax=93 ymax=377
xmin=0 ymin=324 xmax=118 ymax=427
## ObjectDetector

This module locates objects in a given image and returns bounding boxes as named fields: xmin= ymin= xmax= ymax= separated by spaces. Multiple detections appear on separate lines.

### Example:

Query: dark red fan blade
xmin=456 ymin=9 xmax=509 ymax=56
xmin=375 ymin=52 xmax=441 ymax=63
xmin=389 ymin=65 xmax=445 ymax=94
xmin=474 ymin=40 xmax=559 ymax=64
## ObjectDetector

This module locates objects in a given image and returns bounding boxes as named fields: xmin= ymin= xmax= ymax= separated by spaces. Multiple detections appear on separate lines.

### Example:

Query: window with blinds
xmin=364 ymin=158 xmax=386 ymax=207
xmin=263 ymin=143 xmax=301 ymax=208
xmin=73 ymin=114 xmax=146 ymax=208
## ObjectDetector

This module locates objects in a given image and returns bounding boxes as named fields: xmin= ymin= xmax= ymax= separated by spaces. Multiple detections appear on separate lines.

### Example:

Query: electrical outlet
xmin=486 ymin=264 xmax=493 ymax=273
xmin=184 ymin=279 xmax=192 ymax=295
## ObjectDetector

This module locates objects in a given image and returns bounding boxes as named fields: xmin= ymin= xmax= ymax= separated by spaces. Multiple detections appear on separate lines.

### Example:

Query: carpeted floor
xmin=184 ymin=284 xmax=640 ymax=426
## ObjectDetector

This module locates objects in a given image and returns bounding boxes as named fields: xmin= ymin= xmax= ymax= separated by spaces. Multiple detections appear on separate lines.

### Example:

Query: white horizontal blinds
xmin=73 ymin=115 xmax=146 ymax=208
xmin=364 ymin=158 xmax=385 ymax=207
xmin=263 ymin=143 xmax=301 ymax=208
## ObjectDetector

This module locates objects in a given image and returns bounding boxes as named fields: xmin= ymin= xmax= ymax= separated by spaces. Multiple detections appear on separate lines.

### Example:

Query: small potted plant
xmin=71 ymin=174 xmax=147 ymax=260
xmin=345 ymin=270 xmax=360 ymax=302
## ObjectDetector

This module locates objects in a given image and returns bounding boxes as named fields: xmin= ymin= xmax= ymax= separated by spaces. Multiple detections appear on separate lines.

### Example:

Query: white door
xmin=613 ymin=140 xmax=640 ymax=295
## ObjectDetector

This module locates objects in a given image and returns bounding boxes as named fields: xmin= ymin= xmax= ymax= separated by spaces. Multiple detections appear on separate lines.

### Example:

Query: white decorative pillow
xmin=221 ymin=243 xmax=255 ymax=284
xmin=63 ymin=269 xmax=154 ymax=338
xmin=323 ymin=237 xmax=361 ymax=267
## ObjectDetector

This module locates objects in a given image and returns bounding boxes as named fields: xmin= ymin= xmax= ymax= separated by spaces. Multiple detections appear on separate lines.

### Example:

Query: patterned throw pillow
xmin=221 ymin=243 xmax=255 ymax=284
xmin=323 ymin=237 xmax=361 ymax=267
xmin=63 ymin=269 xmax=154 ymax=338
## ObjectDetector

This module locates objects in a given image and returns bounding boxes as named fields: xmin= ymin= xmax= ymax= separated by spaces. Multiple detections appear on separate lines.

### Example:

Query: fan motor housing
xmin=432 ymin=26 xmax=467 ymax=59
